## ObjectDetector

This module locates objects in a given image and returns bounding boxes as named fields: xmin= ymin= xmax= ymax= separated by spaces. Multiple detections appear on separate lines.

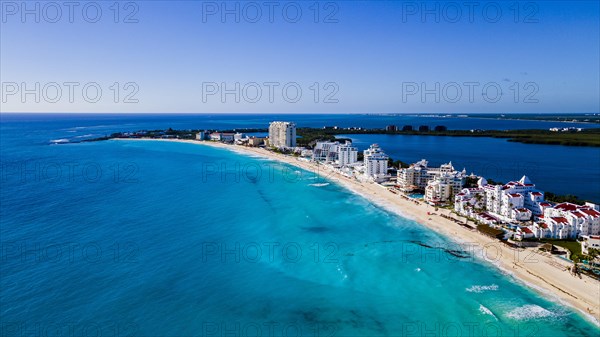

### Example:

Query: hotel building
xmin=536 ymin=202 xmax=600 ymax=239
xmin=363 ymin=144 xmax=389 ymax=181
xmin=337 ymin=141 xmax=358 ymax=166
xmin=398 ymin=160 xmax=466 ymax=197
xmin=581 ymin=235 xmax=600 ymax=255
xmin=313 ymin=141 xmax=339 ymax=162
xmin=268 ymin=121 xmax=296 ymax=148
xmin=455 ymin=176 xmax=545 ymax=223
xmin=313 ymin=141 xmax=358 ymax=167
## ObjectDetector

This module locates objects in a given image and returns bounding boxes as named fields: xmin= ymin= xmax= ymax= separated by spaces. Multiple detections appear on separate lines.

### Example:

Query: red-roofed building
xmin=543 ymin=202 xmax=600 ymax=238
xmin=512 ymin=208 xmax=532 ymax=221
xmin=581 ymin=209 xmax=600 ymax=217
xmin=554 ymin=202 xmax=579 ymax=212
xmin=531 ymin=222 xmax=551 ymax=238
xmin=515 ymin=226 xmax=536 ymax=240
xmin=581 ymin=235 xmax=600 ymax=255
xmin=455 ymin=175 xmax=547 ymax=223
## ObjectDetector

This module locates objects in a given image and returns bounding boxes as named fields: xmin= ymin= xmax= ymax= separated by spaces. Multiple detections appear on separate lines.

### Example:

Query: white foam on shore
xmin=505 ymin=304 xmax=557 ymax=321
xmin=466 ymin=284 xmax=499 ymax=293
xmin=309 ymin=183 xmax=330 ymax=187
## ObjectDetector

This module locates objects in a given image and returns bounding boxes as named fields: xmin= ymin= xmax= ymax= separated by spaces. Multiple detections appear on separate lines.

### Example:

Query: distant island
xmin=84 ymin=126 xmax=600 ymax=148
xmin=470 ymin=113 xmax=600 ymax=124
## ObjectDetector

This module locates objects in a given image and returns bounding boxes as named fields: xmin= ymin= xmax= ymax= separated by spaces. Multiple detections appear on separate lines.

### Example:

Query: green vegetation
xmin=473 ymin=114 xmax=600 ymax=124
xmin=90 ymin=126 xmax=600 ymax=148
xmin=544 ymin=192 xmax=591 ymax=205
xmin=295 ymin=127 xmax=600 ymax=147
xmin=294 ymin=128 xmax=346 ymax=147
xmin=465 ymin=176 xmax=479 ymax=188
xmin=539 ymin=239 xmax=583 ymax=261
xmin=388 ymin=158 xmax=410 ymax=169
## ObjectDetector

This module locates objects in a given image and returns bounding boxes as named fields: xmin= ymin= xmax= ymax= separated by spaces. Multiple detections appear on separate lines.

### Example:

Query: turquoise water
xmin=1 ymin=115 xmax=599 ymax=336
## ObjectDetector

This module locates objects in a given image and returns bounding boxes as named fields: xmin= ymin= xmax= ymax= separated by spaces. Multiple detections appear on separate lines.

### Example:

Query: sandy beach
xmin=115 ymin=138 xmax=600 ymax=325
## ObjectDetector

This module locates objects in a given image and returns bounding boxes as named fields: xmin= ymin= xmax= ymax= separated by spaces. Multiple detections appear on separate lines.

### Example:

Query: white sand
xmin=114 ymin=138 xmax=600 ymax=325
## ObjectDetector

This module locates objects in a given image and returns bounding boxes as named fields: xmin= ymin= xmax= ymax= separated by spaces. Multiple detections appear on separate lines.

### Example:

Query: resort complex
xmin=192 ymin=121 xmax=600 ymax=246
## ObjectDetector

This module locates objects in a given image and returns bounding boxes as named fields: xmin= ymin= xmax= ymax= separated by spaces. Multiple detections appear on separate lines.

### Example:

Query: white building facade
xmin=337 ymin=141 xmax=358 ymax=166
xmin=581 ymin=235 xmax=600 ymax=255
xmin=398 ymin=160 xmax=466 ymax=195
xmin=455 ymin=176 xmax=546 ymax=223
xmin=363 ymin=144 xmax=389 ymax=181
xmin=313 ymin=141 xmax=358 ymax=167
xmin=313 ymin=141 xmax=339 ymax=162
xmin=268 ymin=121 xmax=297 ymax=148
xmin=425 ymin=174 xmax=462 ymax=204
xmin=540 ymin=202 xmax=600 ymax=239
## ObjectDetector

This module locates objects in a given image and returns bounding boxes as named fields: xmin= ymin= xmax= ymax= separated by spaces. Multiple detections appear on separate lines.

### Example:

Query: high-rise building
xmin=425 ymin=174 xmax=460 ymax=204
xmin=337 ymin=141 xmax=358 ymax=166
xmin=312 ymin=140 xmax=358 ymax=167
xmin=397 ymin=160 xmax=466 ymax=193
xmin=268 ymin=121 xmax=296 ymax=148
xmin=363 ymin=144 xmax=389 ymax=179
xmin=313 ymin=141 xmax=339 ymax=162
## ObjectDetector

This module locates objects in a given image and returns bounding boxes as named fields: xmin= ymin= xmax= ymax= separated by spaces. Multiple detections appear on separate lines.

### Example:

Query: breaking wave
xmin=506 ymin=305 xmax=557 ymax=321
xmin=466 ymin=284 xmax=499 ymax=293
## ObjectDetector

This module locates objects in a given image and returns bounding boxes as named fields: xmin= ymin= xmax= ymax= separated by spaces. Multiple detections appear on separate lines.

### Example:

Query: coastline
xmin=113 ymin=138 xmax=600 ymax=326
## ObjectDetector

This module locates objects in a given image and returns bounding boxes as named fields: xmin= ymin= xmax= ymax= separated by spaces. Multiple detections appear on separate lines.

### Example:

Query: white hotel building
xmin=338 ymin=141 xmax=359 ymax=166
xmin=312 ymin=141 xmax=358 ymax=167
xmin=425 ymin=173 xmax=462 ymax=205
xmin=363 ymin=144 xmax=389 ymax=181
xmin=535 ymin=202 xmax=600 ymax=239
xmin=268 ymin=121 xmax=296 ymax=148
xmin=398 ymin=160 xmax=466 ymax=203
xmin=454 ymin=176 xmax=546 ymax=223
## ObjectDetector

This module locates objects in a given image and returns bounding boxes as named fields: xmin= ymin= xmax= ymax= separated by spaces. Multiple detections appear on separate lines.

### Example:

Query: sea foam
xmin=479 ymin=304 xmax=498 ymax=320
xmin=506 ymin=304 xmax=557 ymax=321
xmin=466 ymin=284 xmax=499 ymax=293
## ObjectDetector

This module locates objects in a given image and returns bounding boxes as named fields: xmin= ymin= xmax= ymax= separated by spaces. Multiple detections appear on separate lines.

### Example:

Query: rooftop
xmin=551 ymin=216 xmax=569 ymax=224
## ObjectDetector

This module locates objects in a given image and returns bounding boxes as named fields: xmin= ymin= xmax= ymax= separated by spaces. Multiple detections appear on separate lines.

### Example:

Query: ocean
xmin=1 ymin=114 xmax=599 ymax=336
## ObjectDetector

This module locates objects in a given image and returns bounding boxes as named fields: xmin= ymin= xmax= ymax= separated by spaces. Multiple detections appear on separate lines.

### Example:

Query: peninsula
xmin=94 ymin=120 xmax=600 ymax=326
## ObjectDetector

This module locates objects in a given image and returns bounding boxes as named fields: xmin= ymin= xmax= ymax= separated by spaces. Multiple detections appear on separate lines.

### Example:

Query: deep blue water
xmin=1 ymin=113 xmax=598 ymax=136
xmin=1 ymin=114 xmax=599 ymax=336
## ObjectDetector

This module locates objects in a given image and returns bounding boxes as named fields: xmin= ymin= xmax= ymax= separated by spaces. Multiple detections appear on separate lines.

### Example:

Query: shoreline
xmin=114 ymin=138 xmax=600 ymax=326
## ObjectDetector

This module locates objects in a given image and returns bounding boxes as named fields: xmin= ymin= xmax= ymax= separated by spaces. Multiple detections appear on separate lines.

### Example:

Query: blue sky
xmin=1 ymin=0 xmax=599 ymax=113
